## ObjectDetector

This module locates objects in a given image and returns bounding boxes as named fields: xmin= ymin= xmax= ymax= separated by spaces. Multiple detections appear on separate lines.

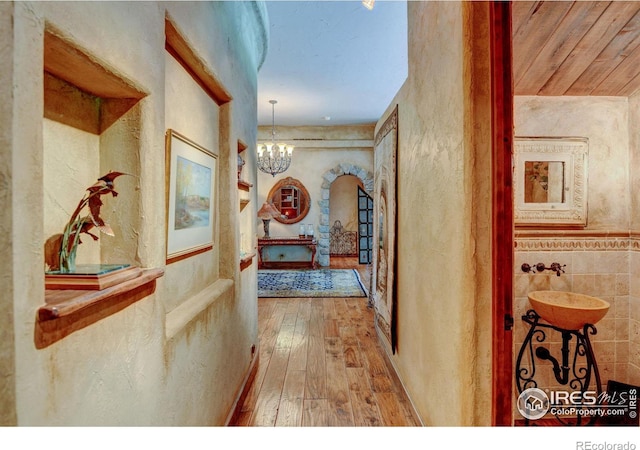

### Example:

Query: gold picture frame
xmin=165 ymin=129 xmax=217 ymax=264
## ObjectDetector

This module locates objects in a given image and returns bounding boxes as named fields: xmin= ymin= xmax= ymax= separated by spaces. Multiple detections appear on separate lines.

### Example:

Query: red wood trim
xmin=240 ymin=253 xmax=255 ymax=271
xmin=226 ymin=345 xmax=259 ymax=426
xmin=238 ymin=180 xmax=253 ymax=191
xmin=166 ymin=244 xmax=213 ymax=265
xmin=36 ymin=268 xmax=164 ymax=348
xmin=490 ymin=1 xmax=515 ymax=427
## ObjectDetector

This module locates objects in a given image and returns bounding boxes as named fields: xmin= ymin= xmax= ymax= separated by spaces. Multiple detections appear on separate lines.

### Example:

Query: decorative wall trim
xmin=515 ymin=230 xmax=635 ymax=251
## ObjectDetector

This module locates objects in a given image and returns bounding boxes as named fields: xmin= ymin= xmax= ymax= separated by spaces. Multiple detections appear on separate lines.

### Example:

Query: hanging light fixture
xmin=362 ymin=0 xmax=375 ymax=10
xmin=257 ymin=100 xmax=293 ymax=177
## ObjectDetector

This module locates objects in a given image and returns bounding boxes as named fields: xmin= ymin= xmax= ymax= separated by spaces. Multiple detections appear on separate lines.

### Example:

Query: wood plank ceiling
xmin=513 ymin=1 xmax=640 ymax=96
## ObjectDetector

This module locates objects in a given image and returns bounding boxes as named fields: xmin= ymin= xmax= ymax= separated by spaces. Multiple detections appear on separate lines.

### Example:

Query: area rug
xmin=258 ymin=269 xmax=368 ymax=298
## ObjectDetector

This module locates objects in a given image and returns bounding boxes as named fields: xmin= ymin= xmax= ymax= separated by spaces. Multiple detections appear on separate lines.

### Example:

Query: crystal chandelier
xmin=257 ymin=100 xmax=294 ymax=177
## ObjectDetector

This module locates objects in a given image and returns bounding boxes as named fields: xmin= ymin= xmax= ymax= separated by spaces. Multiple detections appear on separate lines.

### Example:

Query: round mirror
xmin=267 ymin=177 xmax=310 ymax=224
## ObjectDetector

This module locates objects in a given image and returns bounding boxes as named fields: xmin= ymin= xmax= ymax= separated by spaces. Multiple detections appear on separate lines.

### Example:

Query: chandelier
xmin=257 ymin=100 xmax=293 ymax=177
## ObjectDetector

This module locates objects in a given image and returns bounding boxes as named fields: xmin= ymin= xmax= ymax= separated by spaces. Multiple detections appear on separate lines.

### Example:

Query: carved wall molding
xmin=515 ymin=230 xmax=638 ymax=252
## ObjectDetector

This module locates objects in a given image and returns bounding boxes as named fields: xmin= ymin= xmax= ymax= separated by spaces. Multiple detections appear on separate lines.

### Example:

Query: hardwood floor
xmin=230 ymin=257 xmax=420 ymax=427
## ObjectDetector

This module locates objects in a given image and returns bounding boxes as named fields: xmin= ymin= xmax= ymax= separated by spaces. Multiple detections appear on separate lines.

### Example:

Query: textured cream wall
xmin=515 ymin=96 xmax=630 ymax=231
xmin=163 ymin=51 xmax=221 ymax=313
xmin=0 ymin=0 xmax=17 ymax=426
xmin=5 ymin=1 xmax=265 ymax=425
xmin=627 ymin=93 xmax=640 ymax=385
xmin=630 ymin=93 xmax=640 ymax=232
xmin=375 ymin=1 xmax=492 ymax=426
xmin=43 ymin=119 xmax=101 ymax=266
xmin=631 ymin=247 xmax=640 ymax=385
xmin=329 ymin=175 xmax=362 ymax=232
xmin=256 ymin=125 xmax=374 ymax=241
xmin=258 ymin=147 xmax=372 ymax=238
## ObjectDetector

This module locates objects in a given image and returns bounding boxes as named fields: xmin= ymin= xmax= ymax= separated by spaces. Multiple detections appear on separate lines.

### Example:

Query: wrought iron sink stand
xmin=515 ymin=310 xmax=602 ymax=426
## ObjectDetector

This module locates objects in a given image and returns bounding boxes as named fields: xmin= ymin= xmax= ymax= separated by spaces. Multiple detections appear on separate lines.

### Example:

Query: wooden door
xmin=357 ymin=186 xmax=373 ymax=264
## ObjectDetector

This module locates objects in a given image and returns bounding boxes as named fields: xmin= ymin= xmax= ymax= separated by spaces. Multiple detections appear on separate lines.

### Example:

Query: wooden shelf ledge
xmin=238 ymin=180 xmax=253 ymax=191
xmin=240 ymin=252 xmax=256 ymax=271
xmin=35 ymin=268 xmax=164 ymax=349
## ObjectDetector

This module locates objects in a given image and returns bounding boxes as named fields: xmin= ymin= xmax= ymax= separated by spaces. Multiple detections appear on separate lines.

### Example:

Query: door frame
xmin=490 ymin=1 xmax=515 ymax=426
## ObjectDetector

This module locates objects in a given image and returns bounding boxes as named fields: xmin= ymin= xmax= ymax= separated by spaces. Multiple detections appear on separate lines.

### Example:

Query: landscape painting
xmin=166 ymin=129 xmax=217 ymax=263
xmin=175 ymin=156 xmax=211 ymax=230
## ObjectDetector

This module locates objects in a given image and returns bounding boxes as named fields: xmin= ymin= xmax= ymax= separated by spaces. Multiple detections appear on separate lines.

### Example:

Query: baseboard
xmin=225 ymin=344 xmax=259 ymax=426
xmin=374 ymin=324 xmax=424 ymax=426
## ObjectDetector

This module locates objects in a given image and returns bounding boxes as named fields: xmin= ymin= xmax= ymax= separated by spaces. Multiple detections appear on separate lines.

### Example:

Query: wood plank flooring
xmin=231 ymin=258 xmax=419 ymax=427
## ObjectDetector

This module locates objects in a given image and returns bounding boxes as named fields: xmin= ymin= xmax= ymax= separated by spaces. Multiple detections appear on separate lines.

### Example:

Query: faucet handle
xmin=550 ymin=262 xmax=566 ymax=276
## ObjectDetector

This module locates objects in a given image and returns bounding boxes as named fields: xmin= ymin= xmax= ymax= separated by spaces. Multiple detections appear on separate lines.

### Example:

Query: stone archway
xmin=317 ymin=163 xmax=374 ymax=267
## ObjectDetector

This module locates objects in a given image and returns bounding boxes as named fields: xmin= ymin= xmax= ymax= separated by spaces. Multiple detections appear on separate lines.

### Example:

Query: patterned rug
xmin=257 ymin=269 xmax=368 ymax=298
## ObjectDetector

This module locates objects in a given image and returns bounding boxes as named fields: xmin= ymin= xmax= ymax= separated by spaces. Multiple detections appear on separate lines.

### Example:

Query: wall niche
xmin=39 ymin=28 xmax=159 ymax=348
xmin=43 ymin=28 xmax=147 ymax=268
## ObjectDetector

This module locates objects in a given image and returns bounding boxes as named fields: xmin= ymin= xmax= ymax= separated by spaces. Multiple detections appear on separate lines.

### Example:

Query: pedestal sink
xmin=528 ymin=290 xmax=610 ymax=330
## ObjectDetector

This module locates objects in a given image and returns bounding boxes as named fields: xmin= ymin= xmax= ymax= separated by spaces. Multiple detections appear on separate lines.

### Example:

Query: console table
xmin=257 ymin=237 xmax=317 ymax=269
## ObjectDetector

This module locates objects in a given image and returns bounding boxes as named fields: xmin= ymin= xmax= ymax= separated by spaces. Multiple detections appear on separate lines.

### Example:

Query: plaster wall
xmin=43 ymin=120 xmax=101 ymax=266
xmin=163 ymin=50 xmax=221 ymax=314
xmin=515 ymin=96 xmax=630 ymax=230
xmin=631 ymin=247 xmax=640 ymax=384
xmin=628 ymin=92 xmax=640 ymax=384
xmin=632 ymin=94 xmax=640 ymax=231
xmin=373 ymin=1 xmax=493 ymax=426
xmin=256 ymin=125 xmax=373 ymax=246
xmin=4 ymin=1 xmax=265 ymax=425
xmin=329 ymin=175 xmax=362 ymax=233
xmin=0 ymin=0 xmax=17 ymax=426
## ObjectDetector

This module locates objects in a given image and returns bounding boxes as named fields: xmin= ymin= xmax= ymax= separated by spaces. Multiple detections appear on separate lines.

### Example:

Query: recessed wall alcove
xmin=317 ymin=163 xmax=373 ymax=267
xmin=43 ymin=27 xmax=147 ymax=267
xmin=39 ymin=28 xmax=156 ymax=348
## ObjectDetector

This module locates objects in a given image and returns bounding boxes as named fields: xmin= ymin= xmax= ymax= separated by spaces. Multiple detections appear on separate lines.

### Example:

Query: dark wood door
xmin=357 ymin=186 xmax=373 ymax=264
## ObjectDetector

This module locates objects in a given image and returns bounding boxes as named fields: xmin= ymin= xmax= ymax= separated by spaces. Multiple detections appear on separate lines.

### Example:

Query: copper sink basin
xmin=527 ymin=290 xmax=610 ymax=330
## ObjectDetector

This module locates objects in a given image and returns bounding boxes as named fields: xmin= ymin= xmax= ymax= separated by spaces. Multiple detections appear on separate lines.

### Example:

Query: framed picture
xmin=514 ymin=137 xmax=588 ymax=227
xmin=165 ymin=129 xmax=217 ymax=264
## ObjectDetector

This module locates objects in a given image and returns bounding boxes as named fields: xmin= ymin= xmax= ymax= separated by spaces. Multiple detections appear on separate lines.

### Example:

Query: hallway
xmin=231 ymin=259 xmax=419 ymax=426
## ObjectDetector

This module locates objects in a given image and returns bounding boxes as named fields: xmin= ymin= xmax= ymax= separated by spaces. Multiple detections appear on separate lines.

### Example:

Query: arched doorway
xmin=317 ymin=163 xmax=373 ymax=267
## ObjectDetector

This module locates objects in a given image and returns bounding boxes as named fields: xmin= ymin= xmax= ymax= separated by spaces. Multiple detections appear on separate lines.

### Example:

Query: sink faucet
xmin=521 ymin=262 xmax=566 ymax=276
xmin=549 ymin=262 xmax=566 ymax=276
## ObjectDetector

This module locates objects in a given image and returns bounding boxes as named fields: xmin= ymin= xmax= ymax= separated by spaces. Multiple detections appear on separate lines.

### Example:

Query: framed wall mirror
xmin=267 ymin=176 xmax=310 ymax=224
xmin=514 ymin=137 xmax=588 ymax=227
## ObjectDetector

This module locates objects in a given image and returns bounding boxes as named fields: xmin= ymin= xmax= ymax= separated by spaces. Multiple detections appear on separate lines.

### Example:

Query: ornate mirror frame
xmin=267 ymin=176 xmax=310 ymax=224
xmin=514 ymin=137 xmax=588 ymax=227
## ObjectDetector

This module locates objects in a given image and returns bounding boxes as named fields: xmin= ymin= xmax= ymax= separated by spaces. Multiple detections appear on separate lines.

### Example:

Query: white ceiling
xmin=257 ymin=0 xmax=408 ymax=127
